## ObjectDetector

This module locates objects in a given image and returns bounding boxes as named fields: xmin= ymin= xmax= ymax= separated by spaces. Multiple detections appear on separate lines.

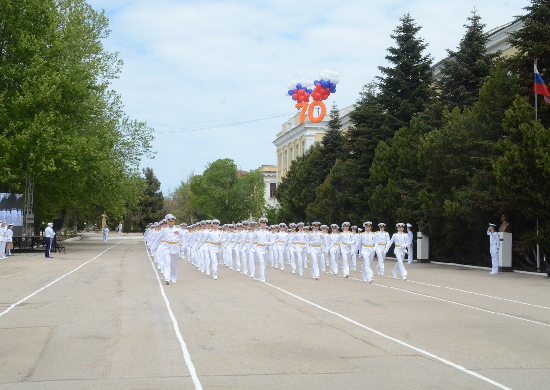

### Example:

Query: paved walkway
xmin=0 ymin=234 xmax=549 ymax=389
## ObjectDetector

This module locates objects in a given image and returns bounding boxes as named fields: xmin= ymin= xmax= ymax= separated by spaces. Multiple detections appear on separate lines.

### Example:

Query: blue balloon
xmin=321 ymin=80 xmax=328 ymax=88
xmin=314 ymin=80 xmax=319 ymax=85
xmin=307 ymin=88 xmax=312 ymax=94
xmin=330 ymin=87 xmax=336 ymax=93
xmin=288 ymin=90 xmax=294 ymax=96
xmin=296 ymin=83 xmax=302 ymax=89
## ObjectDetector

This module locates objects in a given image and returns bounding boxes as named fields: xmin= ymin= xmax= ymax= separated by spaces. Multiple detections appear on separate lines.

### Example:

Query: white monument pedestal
xmin=417 ymin=232 xmax=430 ymax=263
xmin=499 ymin=232 xmax=513 ymax=272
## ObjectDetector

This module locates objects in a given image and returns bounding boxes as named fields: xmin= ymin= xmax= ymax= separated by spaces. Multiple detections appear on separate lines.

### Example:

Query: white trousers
xmin=490 ymin=247 xmax=499 ymax=273
xmin=207 ymin=249 xmax=220 ymax=278
xmin=375 ymin=247 xmax=386 ymax=275
xmin=163 ymin=252 xmax=179 ymax=282
xmin=340 ymin=249 xmax=350 ymax=277
xmin=329 ymin=247 xmax=340 ymax=274
xmin=392 ymin=248 xmax=407 ymax=278
xmin=361 ymin=249 xmax=375 ymax=281
xmin=310 ymin=248 xmax=321 ymax=279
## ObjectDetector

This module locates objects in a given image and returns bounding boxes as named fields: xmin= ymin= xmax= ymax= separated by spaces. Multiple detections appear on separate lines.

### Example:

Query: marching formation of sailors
xmin=144 ymin=214 xmax=415 ymax=285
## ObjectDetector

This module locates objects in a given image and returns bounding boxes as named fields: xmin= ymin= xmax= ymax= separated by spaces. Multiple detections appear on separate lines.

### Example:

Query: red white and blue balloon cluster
xmin=286 ymin=70 xmax=340 ymax=103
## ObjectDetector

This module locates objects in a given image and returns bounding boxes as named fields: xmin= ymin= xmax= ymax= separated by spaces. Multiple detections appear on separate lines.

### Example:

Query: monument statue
xmin=499 ymin=214 xmax=513 ymax=233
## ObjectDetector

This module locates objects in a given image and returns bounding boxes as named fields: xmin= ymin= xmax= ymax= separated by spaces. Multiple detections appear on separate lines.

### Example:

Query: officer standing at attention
xmin=44 ymin=222 xmax=55 ymax=258
xmin=487 ymin=223 xmax=500 ymax=274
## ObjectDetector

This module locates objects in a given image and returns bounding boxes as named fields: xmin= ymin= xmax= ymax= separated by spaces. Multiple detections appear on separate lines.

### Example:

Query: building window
xmin=270 ymin=183 xmax=277 ymax=198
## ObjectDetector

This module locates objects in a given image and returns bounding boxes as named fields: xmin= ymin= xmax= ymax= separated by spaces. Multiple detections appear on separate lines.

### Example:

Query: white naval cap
xmin=259 ymin=217 xmax=268 ymax=223
xmin=363 ymin=221 xmax=372 ymax=226
xmin=396 ymin=222 xmax=405 ymax=228
xmin=489 ymin=223 xmax=497 ymax=227
xmin=165 ymin=214 xmax=176 ymax=220
xmin=342 ymin=221 xmax=350 ymax=226
xmin=378 ymin=222 xmax=386 ymax=227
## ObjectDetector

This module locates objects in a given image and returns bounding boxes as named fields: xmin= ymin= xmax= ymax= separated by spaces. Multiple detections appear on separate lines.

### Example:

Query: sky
xmin=86 ymin=0 xmax=526 ymax=195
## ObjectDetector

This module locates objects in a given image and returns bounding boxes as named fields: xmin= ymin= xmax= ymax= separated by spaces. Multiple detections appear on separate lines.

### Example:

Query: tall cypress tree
xmin=320 ymin=102 xmax=344 ymax=178
xmin=438 ymin=10 xmax=499 ymax=109
xmin=377 ymin=13 xmax=434 ymax=133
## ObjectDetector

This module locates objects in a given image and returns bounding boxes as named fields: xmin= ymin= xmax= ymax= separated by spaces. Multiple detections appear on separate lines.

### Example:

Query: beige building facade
xmin=273 ymin=105 xmax=354 ymax=181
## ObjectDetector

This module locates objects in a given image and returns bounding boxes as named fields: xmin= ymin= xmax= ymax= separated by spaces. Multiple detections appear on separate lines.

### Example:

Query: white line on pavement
xmin=402 ymin=277 xmax=550 ymax=311
xmin=368 ymin=278 xmax=550 ymax=328
xmin=266 ymin=281 xmax=513 ymax=390
xmin=0 ymin=243 xmax=119 ymax=318
xmin=145 ymin=247 xmax=203 ymax=390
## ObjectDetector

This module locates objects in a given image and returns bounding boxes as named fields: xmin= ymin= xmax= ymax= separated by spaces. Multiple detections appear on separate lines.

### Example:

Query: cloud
xmin=86 ymin=0 xmax=525 ymax=194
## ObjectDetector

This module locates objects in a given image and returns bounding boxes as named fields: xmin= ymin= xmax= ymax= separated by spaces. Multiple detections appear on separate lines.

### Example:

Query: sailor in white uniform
xmin=388 ymin=223 xmax=408 ymax=280
xmin=153 ymin=214 xmax=184 ymax=284
xmin=374 ymin=223 xmax=390 ymax=276
xmin=359 ymin=221 xmax=376 ymax=283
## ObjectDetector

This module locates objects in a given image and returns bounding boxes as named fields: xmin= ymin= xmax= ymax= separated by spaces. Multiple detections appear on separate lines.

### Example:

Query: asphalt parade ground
xmin=1 ymin=233 xmax=550 ymax=390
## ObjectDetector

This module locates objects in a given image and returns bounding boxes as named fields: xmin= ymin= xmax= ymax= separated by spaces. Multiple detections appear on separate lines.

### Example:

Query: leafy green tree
xmin=190 ymin=159 xmax=265 ymax=223
xmin=438 ymin=10 xmax=499 ymax=109
xmin=0 ymin=0 xmax=153 ymax=228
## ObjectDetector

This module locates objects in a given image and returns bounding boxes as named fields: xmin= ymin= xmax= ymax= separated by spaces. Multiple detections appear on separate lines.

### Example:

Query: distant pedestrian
xmin=406 ymin=223 xmax=414 ymax=264
xmin=6 ymin=224 xmax=13 ymax=256
xmin=487 ymin=223 xmax=500 ymax=274
xmin=117 ymin=223 xmax=123 ymax=235
xmin=102 ymin=226 xmax=109 ymax=243
xmin=45 ymin=222 xmax=55 ymax=258
xmin=0 ymin=222 xmax=7 ymax=259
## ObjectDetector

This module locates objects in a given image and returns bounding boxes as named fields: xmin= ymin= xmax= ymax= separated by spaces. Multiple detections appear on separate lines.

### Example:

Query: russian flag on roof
xmin=534 ymin=64 xmax=550 ymax=103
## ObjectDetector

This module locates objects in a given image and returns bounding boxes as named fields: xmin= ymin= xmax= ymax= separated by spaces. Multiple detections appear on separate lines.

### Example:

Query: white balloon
xmin=287 ymin=83 xmax=294 ymax=90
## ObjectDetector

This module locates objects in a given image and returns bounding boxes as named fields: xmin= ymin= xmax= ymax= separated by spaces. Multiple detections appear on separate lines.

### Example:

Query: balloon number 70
xmin=295 ymin=101 xmax=327 ymax=124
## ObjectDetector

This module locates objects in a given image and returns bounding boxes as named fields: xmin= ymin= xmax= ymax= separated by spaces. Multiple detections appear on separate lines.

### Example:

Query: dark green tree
xmin=437 ymin=10 xmax=499 ymax=109
xmin=275 ymin=145 xmax=324 ymax=222
xmin=137 ymin=167 xmax=164 ymax=229
xmin=508 ymin=0 xmax=550 ymax=126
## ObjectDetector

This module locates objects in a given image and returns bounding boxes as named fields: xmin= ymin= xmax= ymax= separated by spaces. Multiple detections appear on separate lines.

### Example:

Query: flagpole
xmin=534 ymin=59 xmax=541 ymax=272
